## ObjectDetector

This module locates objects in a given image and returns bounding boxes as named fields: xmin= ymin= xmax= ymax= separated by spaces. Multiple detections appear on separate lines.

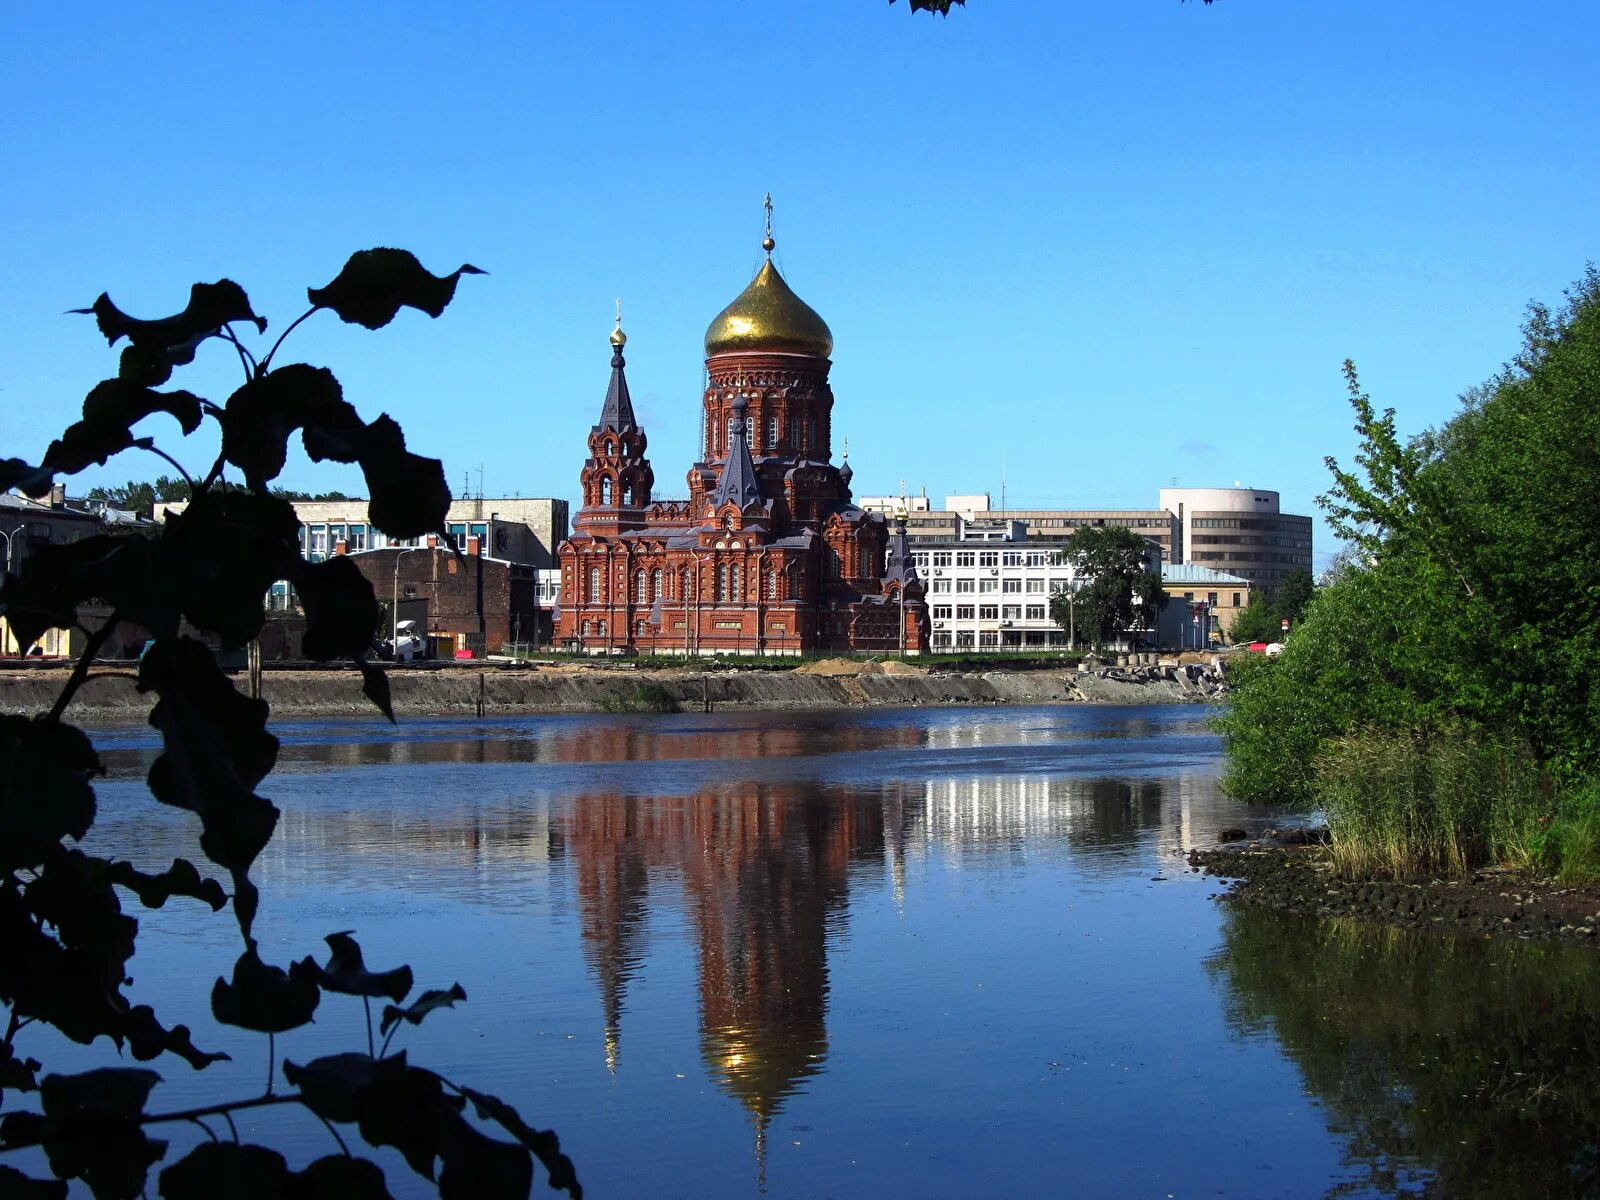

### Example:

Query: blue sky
xmin=5 ymin=1 xmax=1597 ymax=567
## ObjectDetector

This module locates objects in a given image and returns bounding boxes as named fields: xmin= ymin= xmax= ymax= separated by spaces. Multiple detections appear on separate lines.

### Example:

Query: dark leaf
xmin=74 ymin=281 xmax=262 ymax=361
xmin=0 ymin=878 xmax=129 ymax=1046
xmin=0 ymin=458 xmax=54 ymax=499
xmin=283 ymin=1051 xmax=392 ymax=1124
xmin=462 ymin=1086 xmax=583 ymax=1199
xmin=307 ymin=249 xmax=484 ymax=331
xmin=104 ymin=858 xmax=228 ymax=912
xmin=122 ymin=1006 xmax=230 ymax=1070
xmin=220 ymin=365 xmax=355 ymax=493
xmin=139 ymin=637 xmax=280 ymax=883
xmin=291 ymin=557 xmax=380 ymax=662
xmin=361 ymin=662 xmax=394 ymax=722
xmin=303 ymin=932 xmax=411 ymax=1002
xmin=0 ymin=534 xmax=175 ymax=652
xmin=157 ymin=1141 xmax=291 ymax=1200
xmin=0 ymin=717 xmax=100 ymax=871
xmin=23 ymin=849 xmax=137 ymax=981
xmin=0 ymin=1043 xmax=41 ymax=1095
xmin=210 ymin=946 xmax=320 ymax=1034
xmin=0 ymin=1164 xmax=68 ymax=1199
xmin=31 ymin=380 xmax=207 ymax=483
xmin=379 ymin=983 xmax=466 ymax=1037
xmin=162 ymin=490 xmax=301 ymax=648
xmin=436 ymin=1115 xmax=531 ymax=1200
xmin=28 ymin=1071 xmax=167 ymax=1200
xmin=293 ymin=1155 xmax=394 ymax=1200
xmin=351 ymin=1062 xmax=464 ymax=1180
xmin=39 ymin=1068 xmax=160 ymax=1122
xmin=303 ymin=414 xmax=450 ymax=539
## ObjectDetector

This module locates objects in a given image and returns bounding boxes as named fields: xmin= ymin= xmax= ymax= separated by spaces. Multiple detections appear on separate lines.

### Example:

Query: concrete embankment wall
xmin=0 ymin=662 xmax=1226 ymax=720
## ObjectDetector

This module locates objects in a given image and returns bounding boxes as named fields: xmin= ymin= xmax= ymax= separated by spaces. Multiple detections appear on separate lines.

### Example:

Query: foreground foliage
xmin=1219 ymin=267 xmax=1600 ymax=879
xmin=0 ymin=254 xmax=580 ymax=1197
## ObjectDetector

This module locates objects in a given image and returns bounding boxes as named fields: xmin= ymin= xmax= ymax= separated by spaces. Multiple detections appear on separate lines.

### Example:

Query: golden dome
xmin=609 ymin=323 xmax=627 ymax=348
xmin=704 ymin=258 xmax=833 ymax=359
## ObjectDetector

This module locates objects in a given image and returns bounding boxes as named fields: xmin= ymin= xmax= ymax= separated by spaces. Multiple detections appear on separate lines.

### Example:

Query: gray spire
xmin=711 ymin=394 xmax=762 ymax=510
xmin=596 ymin=327 xmax=637 ymax=434
xmin=884 ymin=512 xmax=919 ymax=585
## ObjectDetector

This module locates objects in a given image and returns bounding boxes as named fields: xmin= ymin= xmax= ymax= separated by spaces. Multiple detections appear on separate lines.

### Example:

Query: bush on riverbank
xmin=1219 ymin=267 xmax=1600 ymax=879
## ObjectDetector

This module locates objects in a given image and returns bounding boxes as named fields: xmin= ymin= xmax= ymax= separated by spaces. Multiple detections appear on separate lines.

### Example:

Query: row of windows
xmin=584 ymin=564 xmax=796 ymax=605
xmin=928 ymin=577 xmax=1057 ymax=594
xmin=929 ymin=605 xmax=1050 ymax=622
xmin=916 ymin=550 xmax=1059 ymax=568
xmin=710 ymin=414 xmax=820 ymax=456
xmin=931 ymin=631 xmax=1069 ymax=648
xmin=1191 ymin=517 xmax=1312 ymax=532
xmin=1190 ymin=551 xmax=1310 ymax=565
xmin=1176 ymin=591 xmax=1245 ymax=608
xmin=1189 ymin=534 xmax=1312 ymax=549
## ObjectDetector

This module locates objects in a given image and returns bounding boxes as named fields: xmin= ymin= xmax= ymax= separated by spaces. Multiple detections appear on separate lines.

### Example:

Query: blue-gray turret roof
xmin=710 ymin=394 xmax=762 ymax=510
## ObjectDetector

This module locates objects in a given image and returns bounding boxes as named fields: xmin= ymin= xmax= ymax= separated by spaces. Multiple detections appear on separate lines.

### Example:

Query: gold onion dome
xmin=609 ymin=299 xmax=627 ymax=347
xmin=704 ymin=255 xmax=833 ymax=359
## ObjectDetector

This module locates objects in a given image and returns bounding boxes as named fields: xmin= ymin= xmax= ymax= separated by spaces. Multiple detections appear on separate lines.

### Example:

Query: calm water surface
xmin=57 ymin=706 xmax=1600 ymax=1198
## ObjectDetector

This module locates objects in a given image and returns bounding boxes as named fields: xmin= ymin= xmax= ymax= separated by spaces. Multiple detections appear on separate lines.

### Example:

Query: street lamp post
xmin=1130 ymin=591 xmax=1144 ymax=659
xmin=392 ymin=546 xmax=427 ymax=659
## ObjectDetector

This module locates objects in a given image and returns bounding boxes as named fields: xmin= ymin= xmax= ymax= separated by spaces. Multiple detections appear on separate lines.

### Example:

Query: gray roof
xmin=709 ymin=400 xmax=762 ymax=510
xmin=594 ymin=344 xmax=637 ymax=433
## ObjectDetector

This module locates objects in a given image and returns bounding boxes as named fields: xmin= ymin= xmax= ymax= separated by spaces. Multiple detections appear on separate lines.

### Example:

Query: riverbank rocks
xmin=1189 ymin=844 xmax=1600 ymax=946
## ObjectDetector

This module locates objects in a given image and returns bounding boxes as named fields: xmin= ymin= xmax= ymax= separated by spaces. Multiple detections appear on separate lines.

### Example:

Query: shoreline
xmin=1 ymin=659 xmax=1227 ymax=720
xmin=1189 ymin=842 xmax=1600 ymax=947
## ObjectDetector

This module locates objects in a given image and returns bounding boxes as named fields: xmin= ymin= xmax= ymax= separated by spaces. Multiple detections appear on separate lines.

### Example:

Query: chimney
xmin=49 ymin=483 xmax=66 ymax=509
xmin=466 ymin=535 xmax=481 ymax=557
xmin=333 ymin=539 xmax=347 ymax=556
xmin=426 ymin=533 xmax=440 ymax=549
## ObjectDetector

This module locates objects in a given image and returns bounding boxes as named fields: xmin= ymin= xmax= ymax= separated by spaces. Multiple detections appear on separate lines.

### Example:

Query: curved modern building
xmin=1157 ymin=487 xmax=1312 ymax=587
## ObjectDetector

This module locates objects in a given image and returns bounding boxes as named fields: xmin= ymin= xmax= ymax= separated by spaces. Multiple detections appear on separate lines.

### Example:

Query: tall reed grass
xmin=1312 ymin=728 xmax=1547 ymax=880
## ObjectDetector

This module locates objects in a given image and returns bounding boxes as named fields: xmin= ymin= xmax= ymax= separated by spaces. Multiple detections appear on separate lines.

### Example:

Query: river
xmin=51 ymin=705 xmax=1600 ymax=1198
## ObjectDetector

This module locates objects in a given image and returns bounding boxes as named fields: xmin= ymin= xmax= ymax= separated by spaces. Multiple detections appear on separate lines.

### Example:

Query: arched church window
xmin=717 ymin=562 xmax=730 ymax=602
xmin=767 ymin=416 xmax=778 ymax=450
xmin=767 ymin=569 xmax=780 ymax=600
xmin=588 ymin=566 xmax=601 ymax=603
xmin=789 ymin=417 xmax=801 ymax=449
xmin=726 ymin=416 xmax=735 ymax=453
xmin=600 ymin=478 xmax=612 ymax=505
xmin=621 ymin=484 xmax=633 ymax=506
xmin=680 ymin=568 xmax=691 ymax=602
xmin=745 ymin=415 xmax=754 ymax=444
xmin=636 ymin=570 xmax=647 ymax=604
xmin=807 ymin=418 xmax=817 ymax=450
xmin=652 ymin=569 xmax=663 ymax=600
xmin=731 ymin=563 xmax=742 ymax=601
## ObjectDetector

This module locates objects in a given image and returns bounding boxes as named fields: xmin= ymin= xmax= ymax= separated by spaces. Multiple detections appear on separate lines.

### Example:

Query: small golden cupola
xmin=704 ymin=196 xmax=833 ymax=360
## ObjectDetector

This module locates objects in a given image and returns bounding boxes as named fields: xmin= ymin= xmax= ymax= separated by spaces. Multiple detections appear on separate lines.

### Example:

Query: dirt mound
xmin=880 ymin=660 xmax=927 ymax=676
xmin=794 ymin=658 xmax=882 ymax=676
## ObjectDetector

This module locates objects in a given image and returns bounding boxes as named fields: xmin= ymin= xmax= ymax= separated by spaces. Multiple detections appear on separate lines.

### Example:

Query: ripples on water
xmin=37 ymin=706 xmax=1600 ymax=1198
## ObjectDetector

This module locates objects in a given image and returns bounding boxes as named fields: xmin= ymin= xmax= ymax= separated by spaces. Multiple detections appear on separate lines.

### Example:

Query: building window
xmin=956 ymin=605 xmax=975 ymax=620
xmin=653 ymin=569 xmax=663 ymax=600
xmin=767 ymin=416 xmax=778 ymax=449
xmin=636 ymin=570 xmax=648 ymax=603
xmin=1002 ymin=605 xmax=1021 ymax=620
xmin=1232 ymin=592 xmax=1241 ymax=607
xmin=978 ymin=551 xmax=998 ymax=567
xmin=956 ymin=551 xmax=975 ymax=567
xmin=932 ymin=606 xmax=952 ymax=619
xmin=979 ymin=631 xmax=998 ymax=647
xmin=1002 ymin=579 xmax=1021 ymax=594
xmin=1026 ymin=552 xmax=1047 ymax=567
xmin=789 ymin=416 xmax=801 ymax=449
xmin=600 ymin=478 xmax=613 ymax=505
xmin=979 ymin=605 xmax=998 ymax=620
xmin=1025 ymin=579 xmax=1045 ymax=593
xmin=1208 ymin=592 xmax=1219 ymax=607
xmin=932 ymin=632 xmax=952 ymax=647
xmin=1026 ymin=605 xmax=1047 ymax=621
xmin=347 ymin=523 xmax=367 ymax=551
xmin=956 ymin=630 xmax=974 ymax=647
xmin=955 ymin=579 xmax=975 ymax=593
xmin=932 ymin=552 xmax=951 ymax=567
xmin=931 ymin=579 xmax=951 ymax=593
xmin=978 ymin=579 xmax=997 ymax=593
xmin=308 ymin=526 xmax=327 ymax=560
xmin=1002 ymin=551 xmax=1022 ymax=567
xmin=588 ymin=566 xmax=601 ymax=603
xmin=635 ymin=620 xmax=646 ymax=637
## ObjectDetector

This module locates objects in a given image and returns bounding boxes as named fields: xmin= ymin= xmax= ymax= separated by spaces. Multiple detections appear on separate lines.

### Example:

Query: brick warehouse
xmin=350 ymin=539 xmax=536 ymax=656
xmin=556 ymin=213 xmax=929 ymax=656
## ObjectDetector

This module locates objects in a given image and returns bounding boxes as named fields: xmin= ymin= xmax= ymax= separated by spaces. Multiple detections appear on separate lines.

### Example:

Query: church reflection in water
xmin=550 ymin=781 xmax=880 ymax=1154
xmin=548 ymin=761 xmax=1205 ymax=1152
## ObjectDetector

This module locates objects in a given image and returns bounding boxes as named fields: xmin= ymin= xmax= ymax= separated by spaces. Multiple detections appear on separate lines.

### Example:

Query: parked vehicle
xmin=384 ymin=619 xmax=426 ymax=662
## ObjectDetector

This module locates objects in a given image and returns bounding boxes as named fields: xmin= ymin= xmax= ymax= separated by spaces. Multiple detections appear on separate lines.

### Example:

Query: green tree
xmin=1049 ymin=526 xmax=1165 ymax=651
xmin=85 ymin=474 xmax=190 ymax=515
xmin=1227 ymin=592 xmax=1283 ymax=645
xmin=0 ymin=252 xmax=580 ymax=1197
xmin=1220 ymin=267 xmax=1600 ymax=875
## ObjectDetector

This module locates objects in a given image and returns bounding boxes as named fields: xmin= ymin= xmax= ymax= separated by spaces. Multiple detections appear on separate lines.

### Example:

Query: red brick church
xmin=555 ymin=217 xmax=928 ymax=656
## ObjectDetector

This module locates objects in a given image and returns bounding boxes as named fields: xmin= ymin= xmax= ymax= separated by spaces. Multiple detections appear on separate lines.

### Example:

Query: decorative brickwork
xmin=557 ymin=236 xmax=927 ymax=656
